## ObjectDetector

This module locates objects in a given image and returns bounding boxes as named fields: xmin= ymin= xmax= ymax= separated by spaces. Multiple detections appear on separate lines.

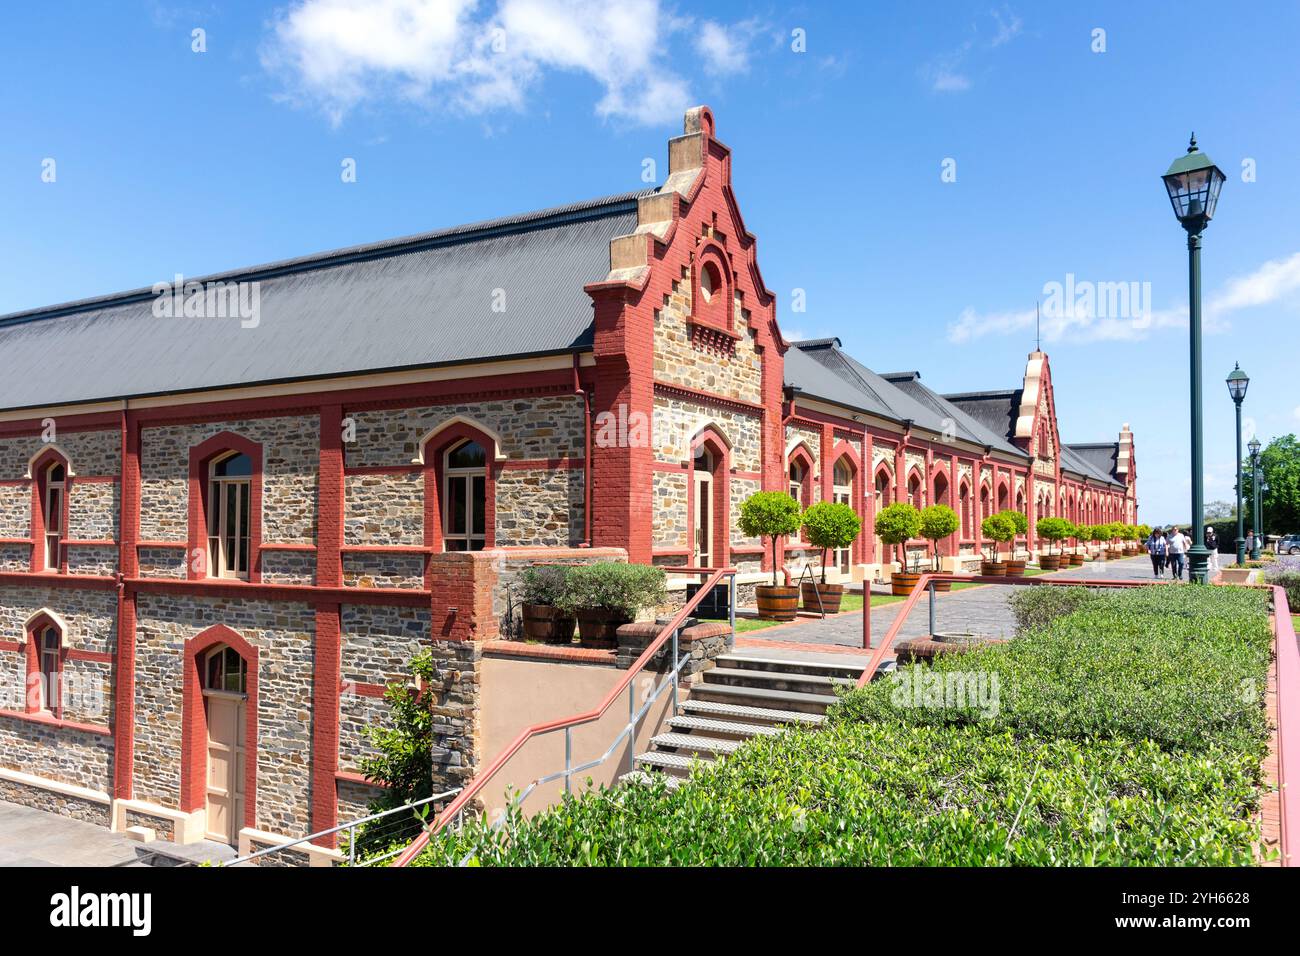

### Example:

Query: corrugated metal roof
xmin=0 ymin=190 xmax=651 ymax=411
xmin=1065 ymin=443 xmax=1122 ymax=484
xmin=942 ymin=390 xmax=1021 ymax=445
xmin=881 ymin=372 xmax=1027 ymax=459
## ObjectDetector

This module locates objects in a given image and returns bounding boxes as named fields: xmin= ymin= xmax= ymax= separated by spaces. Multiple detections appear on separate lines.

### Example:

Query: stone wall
xmin=653 ymin=271 xmax=764 ymax=405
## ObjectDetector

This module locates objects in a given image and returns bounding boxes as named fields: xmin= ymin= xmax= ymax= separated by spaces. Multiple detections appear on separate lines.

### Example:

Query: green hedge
xmin=413 ymin=586 xmax=1272 ymax=866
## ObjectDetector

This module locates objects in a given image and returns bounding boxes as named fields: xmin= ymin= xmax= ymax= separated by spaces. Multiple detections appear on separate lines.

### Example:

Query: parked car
xmin=1278 ymin=534 xmax=1300 ymax=555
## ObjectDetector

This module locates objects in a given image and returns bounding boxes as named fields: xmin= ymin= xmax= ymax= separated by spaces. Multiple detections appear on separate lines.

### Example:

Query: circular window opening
xmin=699 ymin=261 xmax=722 ymax=304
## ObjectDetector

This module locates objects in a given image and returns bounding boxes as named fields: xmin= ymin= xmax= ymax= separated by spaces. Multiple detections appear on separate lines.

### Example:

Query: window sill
xmin=0 ymin=708 xmax=111 ymax=735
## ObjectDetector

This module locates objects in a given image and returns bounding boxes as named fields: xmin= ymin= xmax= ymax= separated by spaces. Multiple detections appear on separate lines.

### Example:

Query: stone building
xmin=0 ymin=107 xmax=1136 ymax=856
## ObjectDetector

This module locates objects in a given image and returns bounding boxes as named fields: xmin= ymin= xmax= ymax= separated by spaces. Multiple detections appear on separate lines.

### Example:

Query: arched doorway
xmin=693 ymin=444 xmax=715 ymax=567
xmin=201 ymin=644 xmax=248 ymax=844
xmin=442 ymin=439 xmax=488 ymax=552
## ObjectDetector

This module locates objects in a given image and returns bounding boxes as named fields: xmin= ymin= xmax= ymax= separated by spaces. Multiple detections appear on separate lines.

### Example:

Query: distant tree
xmin=1203 ymin=500 xmax=1236 ymax=520
xmin=1243 ymin=435 xmax=1300 ymax=536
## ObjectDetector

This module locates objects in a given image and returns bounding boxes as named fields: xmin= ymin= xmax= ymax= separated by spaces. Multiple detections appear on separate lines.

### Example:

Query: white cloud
xmin=262 ymin=0 xmax=765 ymax=126
xmin=947 ymin=251 xmax=1300 ymax=345
xmin=921 ymin=6 xmax=1022 ymax=94
xmin=989 ymin=7 xmax=1023 ymax=47
xmin=929 ymin=68 xmax=972 ymax=93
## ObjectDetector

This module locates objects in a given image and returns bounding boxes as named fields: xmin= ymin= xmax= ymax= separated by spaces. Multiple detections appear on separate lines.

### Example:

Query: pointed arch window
xmin=42 ymin=461 xmax=66 ymax=571
xmin=832 ymin=457 xmax=855 ymax=574
xmin=38 ymin=625 xmax=61 ymax=714
xmin=443 ymin=439 xmax=487 ymax=552
xmin=208 ymin=452 xmax=252 ymax=579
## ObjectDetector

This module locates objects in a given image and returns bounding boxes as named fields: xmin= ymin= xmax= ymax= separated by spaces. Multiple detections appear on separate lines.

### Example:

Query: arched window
xmin=907 ymin=473 xmax=922 ymax=507
xmin=443 ymin=439 xmax=487 ymax=552
xmin=980 ymin=486 xmax=991 ymax=526
xmin=203 ymin=644 xmax=248 ymax=695
xmin=208 ymin=452 xmax=252 ymax=579
xmin=42 ymin=461 xmax=66 ymax=571
xmin=959 ymin=482 xmax=971 ymax=537
xmin=789 ymin=460 xmax=806 ymax=504
xmin=38 ymin=625 xmax=61 ymax=714
xmin=694 ymin=445 xmax=715 ymax=567
xmin=832 ymin=457 xmax=855 ymax=574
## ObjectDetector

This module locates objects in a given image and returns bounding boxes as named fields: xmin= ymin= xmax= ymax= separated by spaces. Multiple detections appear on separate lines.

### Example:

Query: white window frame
xmin=39 ymin=626 xmax=60 ymax=714
xmin=43 ymin=462 xmax=65 ymax=571
xmin=443 ymin=440 xmax=487 ymax=552
xmin=207 ymin=453 xmax=251 ymax=580
xmin=832 ymin=459 xmax=853 ymax=575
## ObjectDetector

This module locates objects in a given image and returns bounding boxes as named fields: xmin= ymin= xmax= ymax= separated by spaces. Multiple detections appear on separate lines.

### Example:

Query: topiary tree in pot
xmin=518 ymin=564 xmax=576 ymax=644
xmin=559 ymin=562 xmax=666 ymax=648
xmin=738 ymin=491 xmax=803 ymax=620
xmin=875 ymin=502 xmax=923 ymax=594
xmin=1035 ymin=516 xmax=1071 ymax=570
xmin=996 ymin=508 xmax=1029 ymax=575
xmin=799 ymin=500 xmax=861 ymax=612
xmin=980 ymin=513 xmax=1015 ymax=575
xmin=1065 ymin=521 xmax=1085 ymax=564
xmin=919 ymin=504 xmax=960 ymax=591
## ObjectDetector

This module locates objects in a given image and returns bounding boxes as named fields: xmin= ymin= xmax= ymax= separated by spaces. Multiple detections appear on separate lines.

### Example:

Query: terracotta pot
xmin=1039 ymin=554 xmax=1061 ymax=571
xmin=521 ymin=603 xmax=576 ymax=644
xmin=800 ymin=581 xmax=845 ymax=613
xmin=980 ymin=561 xmax=1007 ymax=576
xmin=1004 ymin=559 xmax=1026 ymax=577
xmin=755 ymin=585 xmax=800 ymax=621
xmin=575 ymin=608 xmax=630 ymax=649
xmin=891 ymin=572 xmax=922 ymax=595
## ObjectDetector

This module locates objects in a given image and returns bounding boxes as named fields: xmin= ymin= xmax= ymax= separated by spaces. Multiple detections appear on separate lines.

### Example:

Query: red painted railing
xmin=1271 ymin=585 xmax=1299 ymax=866
xmin=390 ymin=565 xmax=736 ymax=867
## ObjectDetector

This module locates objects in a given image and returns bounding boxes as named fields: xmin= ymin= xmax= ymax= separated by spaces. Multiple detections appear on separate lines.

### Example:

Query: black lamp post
xmin=1249 ymin=436 xmax=1262 ymax=559
xmin=1227 ymin=364 xmax=1250 ymax=565
xmin=1163 ymin=135 xmax=1226 ymax=584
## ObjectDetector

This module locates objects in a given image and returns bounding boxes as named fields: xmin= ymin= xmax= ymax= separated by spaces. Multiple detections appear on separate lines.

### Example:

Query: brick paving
xmin=738 ymin=556 xmax=1158 ymax=651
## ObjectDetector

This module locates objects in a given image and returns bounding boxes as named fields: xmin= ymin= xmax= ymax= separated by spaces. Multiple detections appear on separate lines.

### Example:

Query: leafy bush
xmin=875 ymin=502 xmax=921 ymax=570
xmin=1264 ymin=555 xmax=1300 ymax=608
xmin=518 ymin=565 xmax=570 ymax=606
xmin=919 ymin=504 xmax=959 ymax=570
xmin=558 ymin=563 xmax=666 ymax=618
xmin=738 ymin=491 xmax=803 ymax=585
xmin=838 ymin=585 xmax=1272 ymax=755
xmin=1036 ymin=516 xmax=1072 ymax=554
xmin=997 ymin=508 xmax=1028 ymax=537
xmin=1005 ymin=584 xmax=1098 ymax=633
xmin=980 ymin=513 xmax=1014 ymax=562
xmin=800 ymin=500 xmax=861 ymax=582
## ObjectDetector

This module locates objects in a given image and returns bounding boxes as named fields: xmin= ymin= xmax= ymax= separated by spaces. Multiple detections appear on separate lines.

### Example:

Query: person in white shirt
xmin=1167 ymin=527 xmax=1188 ymax=580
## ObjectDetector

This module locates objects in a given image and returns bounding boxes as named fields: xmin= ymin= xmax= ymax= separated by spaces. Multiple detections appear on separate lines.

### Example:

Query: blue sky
xmin=2 ymin=1 xmax=1297 ymax=525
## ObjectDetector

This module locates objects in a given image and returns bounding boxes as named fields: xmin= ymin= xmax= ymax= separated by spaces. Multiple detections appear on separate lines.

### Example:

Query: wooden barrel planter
xmin=800 ymin=581 xmax=845 ymax=613
xmin=980 ymin=561 xmax=1007 ymax=576
xmin=521 ymin=604 xmax=576 ymax=644
xmin=930 ymin=577 xmax=952 ymax=592
xmin=1004 ymin=559 xmax=1026 ymax=577
xmin=1068 ymin=553 xmax=1085 ymax=566
xmin=755 ymin=585 xmax=800 ymax=621
xmin=575 ymin=609 xmax=630 ymax=649
xmin=891 ymin=572 xmax=922 ymax=595
xmin=1039 ymin=554 xmax=1061 ymax=571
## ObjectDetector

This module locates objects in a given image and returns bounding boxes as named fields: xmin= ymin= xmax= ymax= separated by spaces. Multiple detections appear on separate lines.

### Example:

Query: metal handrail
xmin=390 ymin=565 xmax=737 ymax=867
xmin=222 ymin=788 xmax=462 ymax=866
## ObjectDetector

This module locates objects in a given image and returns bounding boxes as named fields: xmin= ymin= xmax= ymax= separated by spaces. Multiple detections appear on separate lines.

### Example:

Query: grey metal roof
xmin=783 ymin=341 xmax=904 ymax=423
xmin=942 ymin=390 xmax=1021 ymax=445
xmin=881 ymin=372 xmax=1027 ymax=459
xmin=1065 ymin=443 xmax=1121 ymax=484
xmin=0 ymin=190 xmax=652 ymax=411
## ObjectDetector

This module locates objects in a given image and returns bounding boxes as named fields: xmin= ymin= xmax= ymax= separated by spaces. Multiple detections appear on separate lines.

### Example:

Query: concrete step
xmin=680 ymin=699 xmax=824 ymax=726
xmin=618 ymin=770 xmax=682 ymax=790
xmin=716 ymin=654 xmax=866 ymax=681
xmin=635 ymin=751 xmax=714 ymax=776
xmin=688 ymin=681 xmax=840 ymax=715
xmin=667 ymin=715 xmax=781 ymax=739
xmin=702 ymin=666 xmax=853 ymax=697
xmin=650 ymin=732 xmax=743 ymax=757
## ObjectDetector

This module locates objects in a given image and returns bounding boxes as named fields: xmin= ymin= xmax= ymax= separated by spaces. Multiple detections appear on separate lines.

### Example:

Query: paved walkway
xmin=737 ymin=555 xmax=1156 ymax=652
xmin=0 ymin=800 xmax=141 ymax=866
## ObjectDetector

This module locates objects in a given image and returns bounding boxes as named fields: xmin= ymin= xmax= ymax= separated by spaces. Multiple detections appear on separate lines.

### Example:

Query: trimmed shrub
xmin=739 ymin=491 xmax=803 ymax=585
xmin=801 ymin=500 xmax=861 ymax=582
xmin=558 ymin=563 xmax=666 ymax=618
xmin=1265 ymin=555 xmax=1300 ymax=608
xmin=518 ymin=565 xmax=569 ymax=606
xmin=875 ymin=502 xmax=921 ymax=571
xmin=1005 ymin=584 xmax=1098 ymax=634
xmin=1036 ymin=516 xmax=1072 ymax=555
xmin=980 ymin=513 xmax=1014 ymax=562
xmin=919 ymin=504 xmax=960 ymax=570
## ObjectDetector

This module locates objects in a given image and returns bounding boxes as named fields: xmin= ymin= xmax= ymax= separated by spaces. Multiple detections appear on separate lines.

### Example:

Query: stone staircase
xmin=621 ymin=653 xmax=892 ymax=789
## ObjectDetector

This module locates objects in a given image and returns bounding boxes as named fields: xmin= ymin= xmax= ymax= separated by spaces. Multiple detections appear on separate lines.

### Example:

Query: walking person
xmin=1147 ymin=527 xmax=1167 ymax=578
xmin=1167 ymin=526 xmax=1188 ymax=581
xmin=1245 ymin=529 xmax=1255 ymax=560
xmin=1205 ymin=526 xmax=1219 ymax=574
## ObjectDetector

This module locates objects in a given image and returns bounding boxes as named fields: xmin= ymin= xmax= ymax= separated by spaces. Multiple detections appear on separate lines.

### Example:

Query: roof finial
xmin=1188 ymin=132 xmax=1198 ymax=153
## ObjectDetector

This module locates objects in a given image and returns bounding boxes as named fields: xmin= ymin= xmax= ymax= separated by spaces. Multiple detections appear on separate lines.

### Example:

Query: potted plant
xmin=560 ymin=563 xmax=666 ymax=648
xmin=518 ymin=565 xmax=576 ymax=644
xmin=980 ymin=513 xmax=1014 ymax=575
xmin=799 ymin=500 xmax=861 ymax=612
xmin=875 ymin=502 xmax=923 ymax=595
xmin=919 ymin=504 xmax=960 ymax=592
xmin=997 ymin=509 xmax=1029 ymax=575
xmin=1083 ymin=525 xmax=1101 ymax=560
xmin=738 ymin=491 xmax=803 ymax=620
xmin=1066 ymin=522 xmax=1086 ymax=565
xmin=1035 ymin=516 xmax=1071 ymax=571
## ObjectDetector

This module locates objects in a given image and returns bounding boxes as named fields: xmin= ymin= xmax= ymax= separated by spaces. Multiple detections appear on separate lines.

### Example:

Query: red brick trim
xmin=180 ymin=624 xmax=259 ymax=830
xmin=336 ymin=770 xmax=387 ymax=788
xmin=342 ymin=681 xmax=390 ymax=698
xmin=421 ymin=420 xmax=498 ymax=568
xmin=0 ymin=709 xmax=111 ymax=735
xmin=24 ymin=611 xmax=62 ymax=716
xmin=124 ymin=576 xmax=432 ymax=606
xmin=29 ymin=446 xmax=70 ymax=574
xmin=690 ymin=426 xmax=732 ymax=569
xmin=187 ymin=431 xmax=263 ymax=583
xmin=310 ymin=604 xmax=341 ymax=846
xmin=653 ymin=381 xmax=764 ymax=415
xmin=481 ymin=641 xmax=616 ymax=666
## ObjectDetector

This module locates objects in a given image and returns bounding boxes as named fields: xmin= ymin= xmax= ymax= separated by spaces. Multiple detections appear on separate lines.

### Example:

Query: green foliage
xmin=558 ymin=562 xmax=666 ymax=618
xmin=980 ymin=512 xmax=1014 ymax=562
xmin=801 ymin=501 xmax=861 ymax=582
xmin=739 ymin=491 xmax=803 ymax=585
xmin=412 ymin=586 xmax=1271 ymax=867
xmin=1035 ymin=516 xmax=1072 ymax=554
xmin=1264 ymin=557 xmax=1300 ymax=608
xmin=517 ymin=564 xmax=570 ymax=606
xmin=919 ymin=504 xmax=959 ymax=570
xmin=1244 ymin=434 xmax=1300 ymax=536
xmin=874 ymin=502 xmax=921 ymax=569
xmin=997 ymin=508 xmax=1028 ymax=536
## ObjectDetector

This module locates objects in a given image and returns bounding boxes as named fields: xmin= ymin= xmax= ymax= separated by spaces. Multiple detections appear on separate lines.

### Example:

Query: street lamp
xmin=1249 ymin=436 xmax=1263 ymax=558
xmin=1227 ymin=364 xmax=1250 ymax=564
xmin=1163 ymin=134 xmax=1226 ymax=584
